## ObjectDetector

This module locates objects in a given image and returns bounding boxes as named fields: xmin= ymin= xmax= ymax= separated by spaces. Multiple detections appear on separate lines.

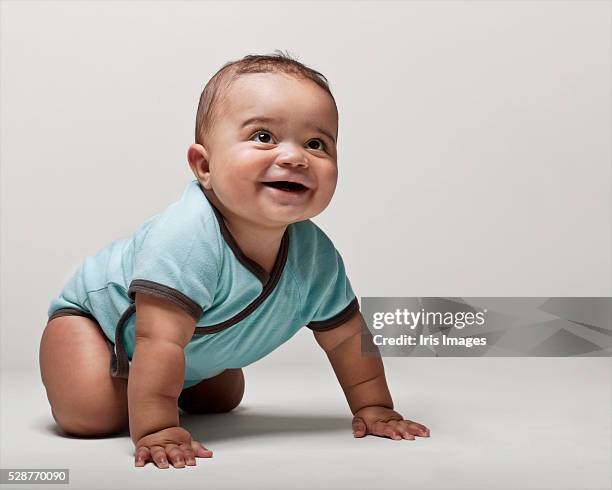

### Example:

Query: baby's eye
xmin=252 ymin=131 xmax=274 ymax=144
xmin=306 ymin=139 xmax=326 ymax=151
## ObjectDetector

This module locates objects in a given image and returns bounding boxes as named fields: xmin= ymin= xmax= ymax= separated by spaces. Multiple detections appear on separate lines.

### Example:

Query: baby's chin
xmin=254 ymin=188 xmax=321 ymax=222
xmin=255 ymin=208 xmax=313 ymax=227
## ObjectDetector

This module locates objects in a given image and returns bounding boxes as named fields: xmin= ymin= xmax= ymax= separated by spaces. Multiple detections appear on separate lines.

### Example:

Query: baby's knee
xmin=179 ymin=368 xmax=245 ymax=414
xmin=218 ymin=387 xmax=244 ymax=413
xmin=52 ymin=400 xmax=128 ymax=437
xmin=48 ymin=380 xmax=129 ymax=437
xmin=214 ymin=368 xmax=245 ymax=412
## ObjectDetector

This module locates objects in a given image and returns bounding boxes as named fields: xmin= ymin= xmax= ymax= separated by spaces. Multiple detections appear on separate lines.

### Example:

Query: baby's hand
xmin=352 ymin=406 xmax=430 ymax=440
xmin=134 ymin=426 xmax=213 ymax=468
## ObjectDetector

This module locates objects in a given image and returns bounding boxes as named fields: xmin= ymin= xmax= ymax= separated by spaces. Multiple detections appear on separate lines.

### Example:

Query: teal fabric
xmin=48 ymin=179 xmax=358 ymax=389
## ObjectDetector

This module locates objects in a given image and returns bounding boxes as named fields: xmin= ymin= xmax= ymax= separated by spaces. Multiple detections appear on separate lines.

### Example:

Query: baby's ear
xmin=187 ymin=144 xmax=212 ymax=189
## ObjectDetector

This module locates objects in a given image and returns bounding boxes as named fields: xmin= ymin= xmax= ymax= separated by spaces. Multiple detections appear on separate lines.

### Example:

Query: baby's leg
xmin=178 ymin=368 xmax=244 ymax=414
xmin=39 ymin=316 xmax=128 ymax=437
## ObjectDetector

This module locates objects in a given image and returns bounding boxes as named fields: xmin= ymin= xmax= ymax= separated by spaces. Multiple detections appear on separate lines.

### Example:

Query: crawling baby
xmin=40 ymin=52 xmax=430 ymax=469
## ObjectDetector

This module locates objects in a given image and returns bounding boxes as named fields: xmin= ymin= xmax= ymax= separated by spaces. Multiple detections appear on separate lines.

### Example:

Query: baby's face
xmin=191 ymin=72 xmax=339 ymax=228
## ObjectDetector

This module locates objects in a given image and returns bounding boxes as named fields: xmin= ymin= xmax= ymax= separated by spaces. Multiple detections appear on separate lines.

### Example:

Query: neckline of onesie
xmin=196 ymin=181 xmax=289 ymax=287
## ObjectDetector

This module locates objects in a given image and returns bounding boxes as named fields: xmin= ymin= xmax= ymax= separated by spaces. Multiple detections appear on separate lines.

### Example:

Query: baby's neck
xmin=223 ymin=217 xmax=286 ymax=276
xmin=204 ymin=190 xmax=287 ymax=275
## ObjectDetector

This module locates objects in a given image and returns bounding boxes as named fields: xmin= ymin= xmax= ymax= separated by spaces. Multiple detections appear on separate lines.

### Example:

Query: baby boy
xmin=40 ymin=52 xmax=430 ymax=469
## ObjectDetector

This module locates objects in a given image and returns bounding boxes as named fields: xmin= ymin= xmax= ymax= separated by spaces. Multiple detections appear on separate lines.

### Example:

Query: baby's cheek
xmin=323 ymin=166 xmax=338 ymax=188
xmin=319 ymin=176 xmax=338 ymax=200
xmin=311 ymin=187 xmax=336 ymax=215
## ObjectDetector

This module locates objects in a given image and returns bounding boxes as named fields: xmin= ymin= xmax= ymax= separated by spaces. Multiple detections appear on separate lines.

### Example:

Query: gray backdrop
xmin=2 ymin=0 xmax=610 ymax=368
xmin=2 ymin=2 xmax=610 ymax=365
xmin=1 ymin=2 xmax=610 ymax=488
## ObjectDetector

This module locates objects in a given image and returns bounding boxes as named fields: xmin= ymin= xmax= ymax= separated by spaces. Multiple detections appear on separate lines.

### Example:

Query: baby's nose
xmin=274 ymin=143 xmax=309 ymax=167
xmin=277 ymin=159 xmax=308 ymax=168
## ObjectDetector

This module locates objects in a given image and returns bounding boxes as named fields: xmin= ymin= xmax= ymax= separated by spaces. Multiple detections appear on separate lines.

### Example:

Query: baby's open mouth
xmin=262 ymin=181 xmax=308 ymax=192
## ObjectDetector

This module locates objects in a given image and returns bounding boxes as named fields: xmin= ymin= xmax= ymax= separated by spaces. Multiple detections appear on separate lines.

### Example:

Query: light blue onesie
xmin=47 ymin=179 xmax=360 ymax=389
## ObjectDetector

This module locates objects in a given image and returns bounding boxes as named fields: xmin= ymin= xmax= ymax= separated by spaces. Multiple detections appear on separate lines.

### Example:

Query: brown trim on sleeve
xmin=127 ymin=279 xmax=203 ymax=321
xmin=305 ymin=297 xmax=360 ymax=332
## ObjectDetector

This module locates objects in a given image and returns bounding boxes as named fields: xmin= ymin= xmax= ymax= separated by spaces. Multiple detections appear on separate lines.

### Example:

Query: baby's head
xmin=187 ymin=51 xmax=339 ymax=229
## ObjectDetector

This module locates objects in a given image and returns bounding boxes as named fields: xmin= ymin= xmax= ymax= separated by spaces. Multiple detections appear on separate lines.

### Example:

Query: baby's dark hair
xmin=194 ymin=50 xmax=337 ymax=145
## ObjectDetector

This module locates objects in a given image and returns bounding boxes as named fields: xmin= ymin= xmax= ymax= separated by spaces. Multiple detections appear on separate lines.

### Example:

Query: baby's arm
xmin=313 ymin=311 xmax=430 ymax=440
xmin=129 ymin=294 xmax=211 ymax=468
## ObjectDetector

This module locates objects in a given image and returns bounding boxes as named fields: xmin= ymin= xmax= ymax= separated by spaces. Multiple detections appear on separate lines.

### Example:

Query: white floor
xmin=1 ymin=358 xmax=610 ymax=490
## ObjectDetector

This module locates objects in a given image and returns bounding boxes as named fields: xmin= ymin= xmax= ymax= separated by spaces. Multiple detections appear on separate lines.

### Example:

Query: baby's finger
xmin=150 ymin=445 xmax=169 ymax=469
xmin=384 ymin=426 xmax=403 ymax=440
xmin=165 ymin=443 xmax=185 ymax=469
xmin=135 ymin=447 xmax=150 ymax=467
xmin=387 ymin=420 xmax=416 ymax=440
xmin=403 ymin=420 xmax=430 ymax=437
xmin=352 ymin=416 xmax=367 ymax=438
xmin=392 ymin=423 xmax=416 ymax=440
xmin=372 ymin=421 xmax=402 ymax=440
xmin=191 ymin=440 xmax=214 ymax=458
xmin=179 ymin=442 xmax=197 ymax=466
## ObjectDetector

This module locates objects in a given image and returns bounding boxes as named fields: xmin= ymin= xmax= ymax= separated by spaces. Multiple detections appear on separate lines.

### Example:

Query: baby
xmin=39 ymin=52 xmax=430 ymax=469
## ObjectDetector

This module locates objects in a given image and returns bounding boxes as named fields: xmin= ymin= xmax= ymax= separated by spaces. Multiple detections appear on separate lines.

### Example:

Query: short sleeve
xmin=127 ymin=208 xmax=220 ymax=321
xmin=302 ymin=225 xmax=360 ymax=332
